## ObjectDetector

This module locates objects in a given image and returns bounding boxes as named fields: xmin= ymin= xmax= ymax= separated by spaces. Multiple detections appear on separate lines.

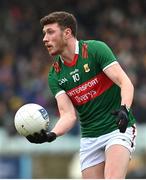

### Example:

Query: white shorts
xmin=80 ymin=125 xmax=137 ymax=171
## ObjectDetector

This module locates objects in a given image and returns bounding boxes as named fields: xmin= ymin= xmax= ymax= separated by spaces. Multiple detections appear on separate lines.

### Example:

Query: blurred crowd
xmin=0 ymin=0 xmax=146 ymax=136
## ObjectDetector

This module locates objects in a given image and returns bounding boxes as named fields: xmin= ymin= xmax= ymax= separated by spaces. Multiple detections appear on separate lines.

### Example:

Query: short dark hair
xmin=40 ymin=11 xmax=77 ymax=37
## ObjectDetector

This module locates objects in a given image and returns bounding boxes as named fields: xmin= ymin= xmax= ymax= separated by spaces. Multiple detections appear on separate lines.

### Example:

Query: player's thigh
xmin=80 ymin=137 xmax=106 ymax=178
xmin=105 ymin=144 xmax=130 ymax=179
xmin=82 ymin=161 xmax=105 ymax=179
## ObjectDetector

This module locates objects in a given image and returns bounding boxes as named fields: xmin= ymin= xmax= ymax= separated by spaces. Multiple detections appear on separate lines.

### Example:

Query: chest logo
xmin=84 ymin=64 xmax=90 ymax=72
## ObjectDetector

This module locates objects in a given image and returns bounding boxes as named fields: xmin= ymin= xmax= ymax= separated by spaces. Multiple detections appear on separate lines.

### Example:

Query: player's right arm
xmin=51 ymin=93 xmax=77 ymax=136
xmin=26 ymin=93 xmax=77 ymax=143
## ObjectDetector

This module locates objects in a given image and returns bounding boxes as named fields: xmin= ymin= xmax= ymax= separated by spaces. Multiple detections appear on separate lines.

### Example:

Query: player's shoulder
xmin=80 ymin=40 xmax=109 ymax=50
xmin=81 ymin=39 xmax=106 ymax=45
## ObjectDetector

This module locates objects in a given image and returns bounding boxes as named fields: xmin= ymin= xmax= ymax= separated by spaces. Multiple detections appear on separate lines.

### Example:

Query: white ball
xmin=14 ymin=103 xmax=49 ymax=137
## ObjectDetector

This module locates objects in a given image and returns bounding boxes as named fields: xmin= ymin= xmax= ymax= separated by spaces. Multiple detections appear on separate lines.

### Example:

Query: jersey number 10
xmin=72 ymin=73 xmax=80 ymax=82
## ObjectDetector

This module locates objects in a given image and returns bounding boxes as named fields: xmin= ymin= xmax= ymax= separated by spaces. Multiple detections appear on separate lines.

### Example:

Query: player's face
xmin=43 ymin=23 xmax=66 ymax=56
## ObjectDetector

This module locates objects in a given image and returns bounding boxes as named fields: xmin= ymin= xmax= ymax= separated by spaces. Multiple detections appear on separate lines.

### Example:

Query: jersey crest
xmin=84 ymin=64 xmax=90 ymax=72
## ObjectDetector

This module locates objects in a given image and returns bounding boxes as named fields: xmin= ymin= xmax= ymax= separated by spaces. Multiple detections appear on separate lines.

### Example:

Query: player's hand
xmin=112 ymin=105 xmax=129 ymax=133
xmin=26 ymin=130 xmax=57 ymax=143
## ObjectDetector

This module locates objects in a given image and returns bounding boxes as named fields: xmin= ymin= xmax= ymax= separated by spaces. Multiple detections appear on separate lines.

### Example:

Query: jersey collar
xmin=60 ymin=40 xmax=79 ymax=67
xmin=75 ymin=40 xmax=79 ymax=54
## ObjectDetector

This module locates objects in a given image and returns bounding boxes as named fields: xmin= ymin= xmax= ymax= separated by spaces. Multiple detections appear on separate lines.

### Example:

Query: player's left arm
xmin=103 ymin=62 xmax=134 ymax=108
xmin=104 ymin=62 xmax=134 ymax=133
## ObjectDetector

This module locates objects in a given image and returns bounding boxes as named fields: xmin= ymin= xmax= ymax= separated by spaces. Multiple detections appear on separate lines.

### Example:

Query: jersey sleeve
xmin=48 ymin=66 xmax=65 ymax=98
xmin=94 ymin=41 xmax=118 ymax=70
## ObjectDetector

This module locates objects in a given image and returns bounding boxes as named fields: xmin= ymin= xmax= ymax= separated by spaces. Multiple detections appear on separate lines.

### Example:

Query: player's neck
xmin=61 ymin=38 xmax=77 ymax=63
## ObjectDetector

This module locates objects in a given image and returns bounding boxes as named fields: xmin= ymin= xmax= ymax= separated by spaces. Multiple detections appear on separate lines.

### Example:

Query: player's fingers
xmin=26 ymin=135 xmax=35 ymax=143
xmin=41 ymin=129 xmax=47 ymax=134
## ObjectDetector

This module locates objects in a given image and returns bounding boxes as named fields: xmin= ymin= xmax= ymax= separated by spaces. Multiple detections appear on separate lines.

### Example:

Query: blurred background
xmin=0 ymin=0 xmax=146 ymax=178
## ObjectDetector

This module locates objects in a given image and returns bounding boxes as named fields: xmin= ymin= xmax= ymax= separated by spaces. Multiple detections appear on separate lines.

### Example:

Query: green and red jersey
xmin=48 ymin=40 xmax=136 ymax=137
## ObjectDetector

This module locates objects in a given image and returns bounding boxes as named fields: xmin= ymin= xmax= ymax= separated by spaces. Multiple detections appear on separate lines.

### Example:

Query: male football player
xmin=27 ymin=11 xmax=137 ymax=179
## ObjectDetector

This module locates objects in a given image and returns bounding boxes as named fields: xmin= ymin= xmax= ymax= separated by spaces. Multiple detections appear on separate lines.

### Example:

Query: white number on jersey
xmin=72 ymin=73 xmax=80 ymax=82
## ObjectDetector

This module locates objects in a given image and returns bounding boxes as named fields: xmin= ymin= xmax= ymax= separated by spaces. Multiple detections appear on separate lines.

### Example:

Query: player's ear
xmin=64 ymin=28 xmax=72 ymax=39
